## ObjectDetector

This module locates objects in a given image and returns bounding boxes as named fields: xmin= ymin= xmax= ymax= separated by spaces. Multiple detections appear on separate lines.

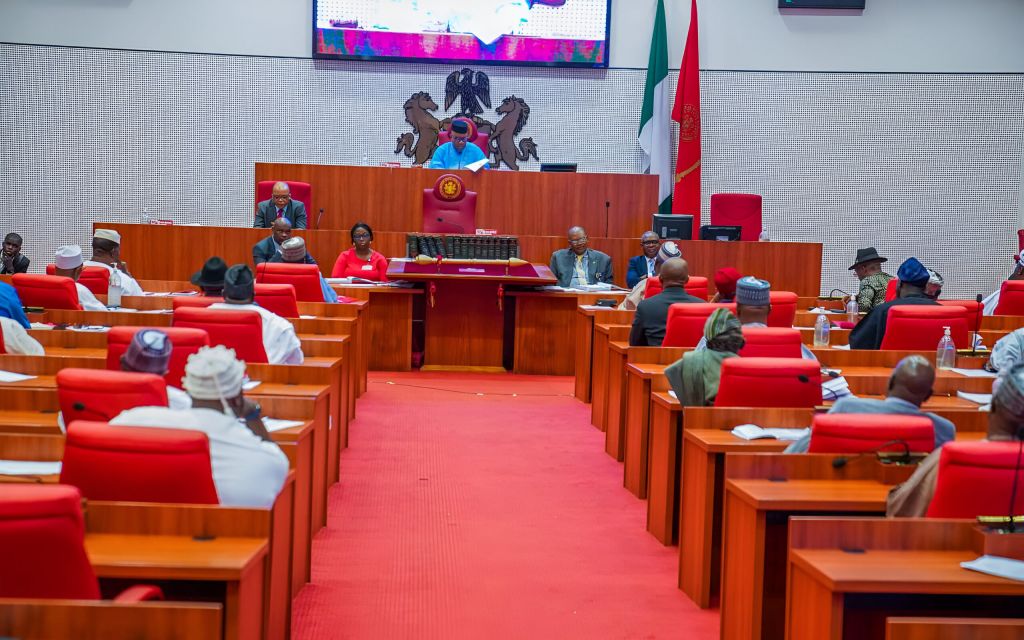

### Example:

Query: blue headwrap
xmin=0 ymin=282 xmax=31 ymax=329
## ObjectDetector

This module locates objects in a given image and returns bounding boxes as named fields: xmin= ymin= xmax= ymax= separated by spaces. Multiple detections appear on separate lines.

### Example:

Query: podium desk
xmin=787 ymin=518 xmax=1024 ymax=640
xmin=622 ymin=360 xmax=678 ymax=498
xmin=574 ymin=305 xmax=634 ymax=402
xmin=590 ymin=323 xmax=631 ymax=432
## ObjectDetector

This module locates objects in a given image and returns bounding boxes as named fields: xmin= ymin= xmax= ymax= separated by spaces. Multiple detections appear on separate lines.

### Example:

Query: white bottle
xmin=758 ymin=229 xmax=769 ymax=242
xmin=362 ymin=152 xmax=370 ymax=166
xmin=141 ymin=208 xmax=151 ymax=224
xmin=108 ymin=266 xmax=123 ymax=309
xmin=813 ymin=313 xmax=830 ymax=347
xmin=936 ymin=326 xmax=956 ymax=370
xmin=846 ymin=298 xmax=859 ymax=324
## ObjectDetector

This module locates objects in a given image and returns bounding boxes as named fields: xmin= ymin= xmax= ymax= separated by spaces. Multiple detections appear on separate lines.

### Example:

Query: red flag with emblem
xmin=672 ymin=0 xmax=701 ymax=234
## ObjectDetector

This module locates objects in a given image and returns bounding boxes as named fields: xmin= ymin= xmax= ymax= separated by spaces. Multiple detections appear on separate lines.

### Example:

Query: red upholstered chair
xmin=879 ymin=305 xmax=969 ymax=351
xmin=738 ymin=327 xmax=803 ymax=358
xmin=662 ymin=303 xmax=735 ymax=348
xmin=171 ymin=295 xmax=222 ymax=310
xmin=255 ymin=180 xmax=313 ymax=227
xmin=254 ymin=262 xmax=324 ymax=303
xmin=994 ymin=280 xmax=1024 ymax=316
xmin=0 ymin=484 xmax=162 ymax=601
xmin=766 ymin=291 xmax=798 ymax=327
xmin=926 ymin=441 xmax=1024 ymax=518
xmin=60 ymin=421 xmax=218 ymax=504
xmin=173 ymin=306 xmax=268 ymax=363
xmin=939 ymin=299 xmax=982 ymax=332
xmin=806 ymin=414 xmax=935 ymax=454
xmin=884 ymin=278 xmax=899 ymax=302
xmin=643 ymin=276 xmax=663 ymax=299
xmin=715 ymin=357 xmax=822 ymax=408
xmin=12 ymin=274 xmax=82 ymax=311
xmin=437 ymin=117 xmax=490 ymax=155
xmin=45 ymin=264 xmax=109 ymax=295
xmin=254 ymin=283 xmax=300 ymax=318
xmin=422 ymin=173 xmax=477 ymax=234
xmin=709 ymin=193 xmax=762 ymax=242
xmin=105 ymin=326 xmax=210 ymax=388
xmin=57 ymin=369 xmax=168 ymax=422
xmin=642 ymin=276 xmax=707 ymax=300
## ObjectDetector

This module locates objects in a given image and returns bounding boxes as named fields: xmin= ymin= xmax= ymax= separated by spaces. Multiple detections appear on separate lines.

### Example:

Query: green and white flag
xmin=638 ymin=0 xmax=672 ymax=215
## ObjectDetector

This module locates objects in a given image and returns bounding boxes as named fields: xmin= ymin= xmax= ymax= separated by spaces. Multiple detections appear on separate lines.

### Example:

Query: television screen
xmin=313 ymin=0 xmax=611 ymax=68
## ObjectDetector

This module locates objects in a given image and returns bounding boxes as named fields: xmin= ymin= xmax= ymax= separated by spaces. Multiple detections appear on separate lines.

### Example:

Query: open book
xmin=731 ymin=424 xmax=810 ymax=441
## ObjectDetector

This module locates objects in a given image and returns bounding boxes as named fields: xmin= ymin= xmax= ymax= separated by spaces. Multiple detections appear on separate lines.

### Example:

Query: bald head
xmin=271 ymin=217 xmax=292 ymax=245
xmin=886 ymin=355 xmax=935 ymax=406
xmin=659 ymin=258 xmax=689 ymax=288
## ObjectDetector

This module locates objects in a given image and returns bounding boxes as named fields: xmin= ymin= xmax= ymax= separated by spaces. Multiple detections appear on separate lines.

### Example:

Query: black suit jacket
xmin=848 ymin=294 xmax=939 ymax=350
xmin=0 ymin=253 xmax=29 ymax=275
xmin=255 ymin=199 xmax=307 ymax=230
xmin=252 ymin=236 xmax=280 ymax=265
xmin=629 ymin=286 xmax=705 ymax=347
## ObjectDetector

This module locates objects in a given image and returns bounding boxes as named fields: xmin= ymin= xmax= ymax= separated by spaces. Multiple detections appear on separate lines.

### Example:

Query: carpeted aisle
xmin=292 ymin=371 xmax=718 ymax=639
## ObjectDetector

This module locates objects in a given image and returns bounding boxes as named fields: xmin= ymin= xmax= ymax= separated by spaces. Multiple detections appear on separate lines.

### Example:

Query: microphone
xmin=72 ymin=402 xmax=112 ymax=421
xmin=971 ymin=293 xmax=983 ymax=356
xmin=436 ymin=217 xmax=465 ymax=233
xmin=827 ymin=289 xmax=850 ymax=299
xmin=316 ymin=208 xmax=324 ymax=229
xmin=832 ymin=439 xmax=912 ymax=469
xmin=605 ymin=200 xmax=611 ymax=237
xmin=1004 ymin=427 xmax=1024 ymax=533
xmin=797 ymin=375 xmax=810 ymax=383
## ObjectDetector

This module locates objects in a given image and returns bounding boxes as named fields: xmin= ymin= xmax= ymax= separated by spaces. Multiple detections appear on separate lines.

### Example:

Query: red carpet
xmin=292 ymin=372 xmax=718 ymax=639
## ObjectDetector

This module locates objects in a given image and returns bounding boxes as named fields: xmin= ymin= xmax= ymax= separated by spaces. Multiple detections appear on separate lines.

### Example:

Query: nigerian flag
xmin=638 ymin=0 xmax=672 ymax=215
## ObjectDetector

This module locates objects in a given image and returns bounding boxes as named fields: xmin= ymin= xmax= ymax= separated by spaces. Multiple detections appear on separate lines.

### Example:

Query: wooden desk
xmin=622 ymin=359 xmax=678 ymax=498
xmin=885 ymin=617 xmax=1024 ymax=640
xmin=0 ymin=599 xmax=223 ymax=640
xmin=590 ymin=323 xmax=631 ymax=432
xmin=510 ymin=292 xmax=625 ymax=376
xmin=786 ymin=518 xmax=1024 ymax=640
xmin=719 ymin=455 xmax=917 ymax=640
xmin=573 ymin=305 xmax=634 ymax=402
xmin=332 ymin=284 xmax=419 ymax=372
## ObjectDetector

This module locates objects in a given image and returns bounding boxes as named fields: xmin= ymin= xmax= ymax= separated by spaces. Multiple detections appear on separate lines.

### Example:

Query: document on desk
xmin=957 ymin=391 xmax=993 ymax=405
xmin=961 ymin=555 xmax=1024 ymax=582
xmin=262 ymin=418 xmax=306 ymax=433
xmin=951 ymin=368 xmax=997 ymax=378
xmin=0 ymin=370 xmax=37 ymax=383
xmin=466 ymin=158 xmax=490 ymax=172
xmin=731 ymin=424 xmax=810 ymax=441
xmin=0 ymin=460 xmax=62 ymax=475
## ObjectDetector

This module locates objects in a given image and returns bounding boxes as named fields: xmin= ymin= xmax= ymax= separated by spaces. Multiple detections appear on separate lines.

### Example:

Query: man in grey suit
xmin=549 ymin=226 xmax=613 ymax=288
xmin=255 ymin=182 xmax=307 ymax=230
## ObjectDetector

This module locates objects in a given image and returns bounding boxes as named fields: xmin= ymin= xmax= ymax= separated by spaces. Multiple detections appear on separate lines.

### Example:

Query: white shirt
xmin=168 ymin=385 xmax=193 ymax=410
xmin=76 ymin=283 xmax=107 ymax=311
xmin=83 ymin=260 xmax=144 ymax=296
xmin=208 ymin=302 xmax=304 ymax=365
xmin=0 ymin=317 xmax=44 ymax=355
xmin=110 ymin=406 xmax=288 ymax=508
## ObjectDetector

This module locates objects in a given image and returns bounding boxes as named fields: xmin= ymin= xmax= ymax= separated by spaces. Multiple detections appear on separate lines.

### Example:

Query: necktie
xmin=276 ymin=208 xmax=284 ymax=218
xmin=575 ymin=254 xmax=588 ymax=284
xmin=648 ymin=258 xmax=655 ymax=276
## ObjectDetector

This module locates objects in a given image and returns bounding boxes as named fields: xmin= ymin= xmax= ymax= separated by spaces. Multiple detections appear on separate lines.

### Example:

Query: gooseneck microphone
xmin=604 ymin=200 xmax=611 ymax=237
xmin=832 ymin=440 xmax=911 ymax=469
xmin=316 ymin=208 xmax=325 ymax=229
xmin=436 ymin=217 xmax=465 ymax=233
xmin=72 ymin=402 xmax=112 ymax=421
xmin=827 ymin=289 xmax=850 ymax=299
xmin=971 ymin=293 xmax=984 ymax=356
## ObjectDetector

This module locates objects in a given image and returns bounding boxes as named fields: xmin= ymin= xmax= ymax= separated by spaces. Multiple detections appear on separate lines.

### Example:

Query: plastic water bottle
xmin=758 ymin=229 xmax=769 ymax=242
xmin=108 ymin=267 xmax=123 ymax=309
xmin=846 ymin=298 xmax=859 ymax=324
xmin=362 ymin=152 xmax=370 ymax=166
xmin=936 ymin=326 xmax=956 ymax=370
xmin=813 ymin=314 xmax=830 ymax=347
xmin=141 ymin=208 xmax=151 ymax=224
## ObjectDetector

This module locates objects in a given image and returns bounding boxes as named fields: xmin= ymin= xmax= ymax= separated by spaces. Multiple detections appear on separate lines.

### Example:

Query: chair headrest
xmin=433 ymin=174 xmax=467 ymax=202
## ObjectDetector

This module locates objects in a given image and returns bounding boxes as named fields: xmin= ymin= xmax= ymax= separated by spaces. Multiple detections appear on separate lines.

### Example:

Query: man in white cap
xmin=629 ymin=257 xmax=704 ymax=346
xmin=111 ymin=345 xmax=289 ymax=508
xmin=54 ymin=245 xmax=107 ymax=311
xmin=619 ymin=241 xmax=682 ymax=310
xmin=270 ymin=236 xmax=338 ymax=303
xmin=209 ymin=265 xmax=304 ymax=365
xmin=84 ymin=229 xmax=144 ymax=296
xmin=982 ymin=250 xmax=1024 ymax=315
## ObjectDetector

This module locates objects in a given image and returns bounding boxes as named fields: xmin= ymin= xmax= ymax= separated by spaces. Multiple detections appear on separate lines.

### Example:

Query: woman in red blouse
xmin=331 ymin=222 xmax=389 ymax=281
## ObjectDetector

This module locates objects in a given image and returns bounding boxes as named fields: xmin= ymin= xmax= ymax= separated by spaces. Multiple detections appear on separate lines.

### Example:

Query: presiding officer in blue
xmin=429 ymin=119 xmax=489 ymax=170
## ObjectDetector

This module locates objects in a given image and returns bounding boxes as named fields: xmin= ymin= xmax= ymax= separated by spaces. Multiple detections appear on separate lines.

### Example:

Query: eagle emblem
xmin=445 ymin=68 xmax=491 ymax=117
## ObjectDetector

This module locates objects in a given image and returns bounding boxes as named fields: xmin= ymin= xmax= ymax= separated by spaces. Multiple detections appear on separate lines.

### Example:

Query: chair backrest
xmin=437 ymin=117 xmax=490 ymax=155
xmin=57 ymin=368 xmax=169 ymax=422
xmin=12 ymin=274 xmax=82 ymax=311
xmin=807 ymin=413 xmax=935 ymax=454
xmin=254 ymin=283 xmax=300 ymax=318
xmin=255 ymin=180 xmax=313 ymax=226
xmin=715 ymin=357 xmax=822 ymax=408
xmin=0 ymin=321 xmax=5 ymax=354
xmin=994 ymin=280 xmax=1024 ymax=316
xmin=171 ymin=295 xmax=223 ymax=310
xmin=884 ymin=277 xmax=899 ymax=302
xmin=45 ymin=264 xmax=109 ymax=295
xmin=172 ymin=306 xmax=268 ymax=363
xmin=709 ymin=193 xmax=762 ymax=242
xmin=938 ymin=299 xmax=982 ymax=332
xmin=643 ymin=276 xmax=663 ymax=299
xmin=422 ymin=174 xmax=478 ymax=234
xmin=879 ymin=305 xmax=969 ymax=351
xmin=105 ymin=326 xmax=210 ymax=388
xmin=738 ymin=327 xmax=803 ymax=358
xmin=766 ymin=291 xmax=798 ymax=327
xmin=662 ymin=303 xmax=735 ymax=348
xmin=254 ymin=262 xmax=323 ymax=302
xmin=0 ymin=484 xmax=100 ymax=599
xmin=60 ymin=421 xmax=219 ymax=504
xmin=642 ymin=276 xmax=708 ymax=301
xmin=926 ymin=440 xmax=1024 ymax=518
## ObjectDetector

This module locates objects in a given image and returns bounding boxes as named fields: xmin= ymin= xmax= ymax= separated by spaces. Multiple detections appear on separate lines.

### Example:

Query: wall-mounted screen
xmin=313 ymin=0 xmax=611 ymax=68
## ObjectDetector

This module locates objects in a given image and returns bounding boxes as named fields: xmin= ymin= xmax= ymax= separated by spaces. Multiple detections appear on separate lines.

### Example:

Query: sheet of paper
xmin=957 ymin=391 xmax=993 ymax=405
xmin=951 ymin=368 xmax=997 ymax=378
xmin=731 ymin=424 xmax=809 ymax=441
xmin=300 ymin=315 xmax=316 ymax=319
xmin=242 ymin=380 xmax=261 ymax=391
xmin=0 ymin=370 xmax=37 ymax=383
xmin=466 ymin=158 xmax=490 ymax=172
xmin=961 ymin=555 xmax=1024 ymax=582
xmin=0 ymin=460 xmax=62 ymax=475
xmin=262 ymin=418 xmax=306 ymax=433
xmin=667 ymin=389 xmax=677 ymax=399
xmin=69 ymin=326 xmax=110 ymax=332
xmin=831 ymin=344 xmax=851 ymax=350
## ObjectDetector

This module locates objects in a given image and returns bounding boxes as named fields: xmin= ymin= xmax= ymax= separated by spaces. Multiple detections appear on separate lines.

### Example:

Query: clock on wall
xmin=779 ymin=0 xmax=865 ymax=8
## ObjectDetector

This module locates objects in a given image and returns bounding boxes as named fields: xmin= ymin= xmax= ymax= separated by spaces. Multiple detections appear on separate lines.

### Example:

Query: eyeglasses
xmin=569 ymin=237 xmax=588 ymax=245
xmin=352 ymin=233 xmax=371 ymax=240
xmin=272 ymin=194 xmax=291 ymax=200
xmin=451 ymin=136 xmax=468 ymax=143
xmin=641 ymin=240 xmax=660 ymax=246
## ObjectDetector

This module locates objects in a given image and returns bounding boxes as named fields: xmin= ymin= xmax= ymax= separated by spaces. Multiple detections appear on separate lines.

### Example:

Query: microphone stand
xmin=604 ymin=201 xmax=610 ymax=237
xmin=971 ymin=293 xmax=983 ymax=356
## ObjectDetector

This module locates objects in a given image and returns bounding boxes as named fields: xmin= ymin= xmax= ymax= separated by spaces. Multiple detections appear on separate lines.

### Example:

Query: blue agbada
xmin=0 ymin=282 xmax=31 ymax=328
xmin=428 ymin=140 xmax=489 ymax=170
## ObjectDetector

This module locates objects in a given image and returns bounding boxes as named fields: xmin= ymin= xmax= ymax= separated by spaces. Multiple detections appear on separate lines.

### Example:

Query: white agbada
xmin=0 ymin=317 xmax=44 ymax=355
xmin=208 ymin=302 xmax=304 ymax=365
xmin=75 ymin=283 xmax=107 ymax=311
xmin=83 ymin=260 xmax=145 ymax=296
xmin=167 ymin=385 xmax=193 ymax=410
xmin=110 ymin=406 xmax=288 ymax=508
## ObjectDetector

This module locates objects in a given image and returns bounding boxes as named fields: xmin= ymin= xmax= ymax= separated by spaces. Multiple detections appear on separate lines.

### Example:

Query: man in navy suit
xmin=626 ymin=231 xmax=661 ymax=289
xmin=629 ymin=257 xmax=705 ymax=346
xmin=252 ymin=218 xmax=292 ymax=265
xmin=254 ymin=182 xmax=307 ymax=229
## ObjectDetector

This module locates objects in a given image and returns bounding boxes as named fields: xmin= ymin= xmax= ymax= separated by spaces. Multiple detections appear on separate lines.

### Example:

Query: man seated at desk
xmin=54 ymin=245 xmax=107 ymax=311
xmin=629 ymin=258 xmax=703 ymax=347
xmin=209 ymin=264 xmax=304 ymax=365
xmin=849 ymin=256 xmax=938 ymax=350
xmin=84 ymin=229 xmax=144 ymax=296
xmin=255 ymin=181 xmax=307 ymax=229
xmin=549 ymin=226 xmax=613 ymax=289
xmin=272 ymin=237 xmax=338 ymax=303
xmin=429 ymin=119 xmax=489 ymax=170
xmin=1 ymin=232 xmax=30 ymax=275
xmin=626 ymin=231 xmax=662 ymax=289
xmin=253 ymin=218 xmax=292 ymax=265
xmin=886 ymin=361 xmax=1024 ymax=517
xmin=0 ymin=281 xmax=43 ymax=355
